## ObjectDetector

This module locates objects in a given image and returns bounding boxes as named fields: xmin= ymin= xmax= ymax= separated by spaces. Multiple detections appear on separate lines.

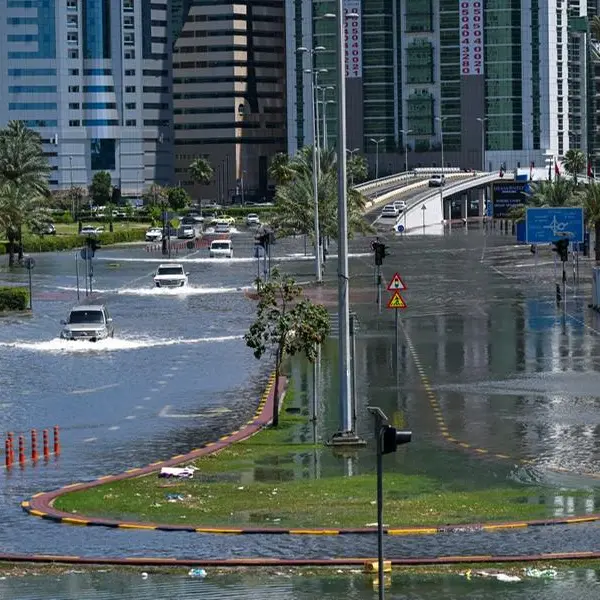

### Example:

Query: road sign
xmin=23 ymin=257 xmax=35 ymax=270
xmin=387 ymin=291 xmax=407 ymax=309
xmin=80 ymin=247 xmax=94 ymax=260
xmin=396 ymin=224 xmax=405 ymax=233
xmin=525 ymin=207 xmax=584 ymax=244
xmin=387 ymin=272 xmax=407 ymax=291
xmin=186 ymin=240 xmax=195 ymax=250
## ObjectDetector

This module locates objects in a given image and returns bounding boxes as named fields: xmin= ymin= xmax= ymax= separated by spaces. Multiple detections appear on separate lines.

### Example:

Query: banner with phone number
xmin=460 ymin=0 xmax=484 ymax=76
xmin=344 ymin=0 xmax=362 ymax=79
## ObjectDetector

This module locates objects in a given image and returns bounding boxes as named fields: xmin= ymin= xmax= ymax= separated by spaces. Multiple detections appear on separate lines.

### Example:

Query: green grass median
xmin=53 ymin=389 xmax=574 ymax=529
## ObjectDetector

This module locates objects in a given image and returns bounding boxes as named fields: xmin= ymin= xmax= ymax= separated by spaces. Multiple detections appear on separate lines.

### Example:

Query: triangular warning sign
xmin=387 ymin=291 xmax=407 ymax=309
xmin=387 ymin=272 xmax=407 ymax=291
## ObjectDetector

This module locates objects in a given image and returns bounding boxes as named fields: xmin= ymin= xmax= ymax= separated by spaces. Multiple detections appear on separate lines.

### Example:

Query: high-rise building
xmin=172 ymin=0 xmax=286 ymax=204
xmin=0 ymin=0 xmax=173 ymax=198
xmin=286 ymin=0 xmax=596 ymax=176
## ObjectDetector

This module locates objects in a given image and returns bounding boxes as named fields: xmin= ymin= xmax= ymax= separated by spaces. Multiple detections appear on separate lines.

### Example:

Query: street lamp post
xmin=370 ymin=138 xmax=384 ymax=180
xmin=346 ymin=147 xmax=359 ymax=187
xmin=298 ymin=45 xmax=326 ymax=283
xmin=68 ymin=156 xmax=74 ymax=218
xmin=476 ymin=118 xmax=487 ymax=172
xmin=399 ymin=129 xmax=412 ymax=172
xmin=435 ymin=116 xmax=449 ymax=223
xmin=241 ymin=170 xmax=246 ymax=206
xmin=319 ymin=86 xmax=335 ymax=150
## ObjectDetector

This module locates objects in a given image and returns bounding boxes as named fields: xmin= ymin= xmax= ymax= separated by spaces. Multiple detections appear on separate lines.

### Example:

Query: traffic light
xmin=373 ymin=242 xmax=387 ymax=266
xmin=381 ymin=425 xmax=412 ymax=455
xmin=552 ymin=238 xmax=569 ymax=262
xmin=87 ymin=237 xmax=101 ymax=252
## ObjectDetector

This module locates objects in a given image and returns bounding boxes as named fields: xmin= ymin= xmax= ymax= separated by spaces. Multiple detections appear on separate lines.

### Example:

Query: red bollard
xmin=5 ymin=439 xmax=11 ymax=468
xmin=42 ymin=429 xmax=49 ymax=460
xmin=7 ymin=432 xmax=14 ymax=465
xmin=31 ymin=429 xmax=38 ymax=462
xmin=53 ymin=426 xmax=60 ymax=455
xmin=18 ymin=435 xmax=25 ymax=466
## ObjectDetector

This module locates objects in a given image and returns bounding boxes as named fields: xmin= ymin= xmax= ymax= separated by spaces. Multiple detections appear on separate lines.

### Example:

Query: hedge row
xmin=0 ymin=287 xmax=29 ymax=311
xmin=14 ymin=229 xmax=146 ymax=253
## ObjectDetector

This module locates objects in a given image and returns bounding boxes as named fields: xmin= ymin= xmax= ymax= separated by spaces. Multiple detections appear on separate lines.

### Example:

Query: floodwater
xmin=1 ymin=567 xmax=599 ymax=599
xmin=2 ymin=226 xmax=600 ymax=571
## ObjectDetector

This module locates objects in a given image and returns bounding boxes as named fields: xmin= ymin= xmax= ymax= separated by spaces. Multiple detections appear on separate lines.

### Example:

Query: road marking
xmin=125 ymin=415 xmax=136 ymax=420
xmin=108 ymin=426 xmax=120 ymax=431
xmin=158 ymin=405 xmax=232 ymax=418
xmin=83 ymin=437 xmax=97 ymax=443
xmin=70 ymin=383 xmax=120 ymax=395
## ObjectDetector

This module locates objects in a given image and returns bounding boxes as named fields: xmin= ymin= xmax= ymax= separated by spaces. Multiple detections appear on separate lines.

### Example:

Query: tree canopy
xmin=89 ymin=171 xmax=112 ymax=206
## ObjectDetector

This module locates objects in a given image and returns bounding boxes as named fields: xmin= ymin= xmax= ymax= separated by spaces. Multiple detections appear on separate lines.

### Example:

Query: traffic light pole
xmin=376 ymin=426 xmax=384 ymax=599
xmin=377 ymin=264 xmax=382 ymax=313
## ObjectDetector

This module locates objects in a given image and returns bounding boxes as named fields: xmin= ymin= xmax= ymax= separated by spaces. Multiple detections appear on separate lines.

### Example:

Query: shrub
xmin=0 ymin=287 xmax=29 ymax=311
xmin=21 ymin=229 xmax=146 ymax=253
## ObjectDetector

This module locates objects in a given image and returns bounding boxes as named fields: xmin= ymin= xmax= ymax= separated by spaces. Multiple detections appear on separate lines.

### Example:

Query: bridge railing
xmin=355 ymin=167 xmax=473 ymax=194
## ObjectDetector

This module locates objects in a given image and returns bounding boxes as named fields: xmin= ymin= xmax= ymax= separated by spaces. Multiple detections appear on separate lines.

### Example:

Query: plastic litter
xmin=524 ymin=568 xmax=558 ymax=579
xmin=188 ymin=568 xmax=207 ymax=579
xmin=159 ymin=466 xmax=197 ymax=479
xmin=141 ymin=572 xmax=148 ymax=579
xmin=166 ymin=493 xmax=185 ymax=502
xmin=463 ymin=570 xmax=521 ymax=583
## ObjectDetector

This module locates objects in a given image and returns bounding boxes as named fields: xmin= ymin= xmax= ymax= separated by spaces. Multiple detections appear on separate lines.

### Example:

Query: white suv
xmin=153 ymin=263 xmax=189 ymax=288
xmin=209 ymin=240 xmax=233 ymax=258
xmin=428 ymin=174 xmax=446 ymax=187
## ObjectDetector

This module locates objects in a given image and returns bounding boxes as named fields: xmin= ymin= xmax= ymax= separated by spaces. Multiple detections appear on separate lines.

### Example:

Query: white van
xmin=209 ymin=239 xmax=233 ymax=258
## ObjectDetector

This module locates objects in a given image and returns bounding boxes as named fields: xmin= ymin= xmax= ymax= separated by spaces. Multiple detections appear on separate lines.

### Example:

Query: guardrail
xmin=355 ymin=168 xmax=468 ymax=194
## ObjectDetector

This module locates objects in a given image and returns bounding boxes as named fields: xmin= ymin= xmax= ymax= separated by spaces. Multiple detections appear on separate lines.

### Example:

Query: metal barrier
xmin=355 ymin=168 xmax=468 ymax=194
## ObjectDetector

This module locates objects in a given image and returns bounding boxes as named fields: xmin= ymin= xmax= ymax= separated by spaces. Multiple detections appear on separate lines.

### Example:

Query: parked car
xmin=428 ymin=174 xmax=446 ymax=187
xmin=153 ymin=263 xmax=189 ymax=288
xmin=60 ymin=304 xmax=114 ymax=342
xmin=145 ymin=227 xmax=163 ymax=242
xmin=214 ymin=221 xmax=231 ymax=234
xmin=177 ymin=224 xmax=196 ymax=239
xmin=80 ymin=226 xmax=104 ymax=236
xmin=380 ymin=204 xmax=399 ymax=218
xmin=209 ymin=239 xmax=233 ymax=258
xmin=246 ymin=213 xmax=261 ymax=226
xmin=393 ymin=201 xmax=406 ymax=213
xmin=39 ymin=222 xmax=56 ymax=235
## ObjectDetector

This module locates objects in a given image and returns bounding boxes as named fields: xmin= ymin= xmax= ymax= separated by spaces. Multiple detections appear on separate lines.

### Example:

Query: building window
xmin=124 ymin=69 xmax=136 ymax=76
xmin=124 ymin=16 xmax=134 ymax=28
xmin=125 ymin=86 xmax=136 ymax=93
xmin=69 ymin=120 xmax=80 ymax=126
xmin=67 ymin=14 xmax=78 ymax=27
xmin=9 ymin=86 xmax=57 ymax=93
xmin=69 ymin=103 xmax=80 ymax=109
xmin=83 ymin=85 xmax=114 ymax=92
xmin=69 ymin=68 xmax=80 ymax=76
xmin=83 ymin=0 xmax=111 ymax=59
xmin=68 ymin=49 xmax=79 ymax=59
xmin=123 ymin=0 xmax=134 ymax=10
xmin=84 ymin=68 xmax=111 ymax=76
xmin=125 ymin=102 xmax=136 ymax=109
xmin=67 ymin=32 xmax=79 ymax=44
xmin=67 ymin=0 xmax=77 ymax=9
xmin=125 ymin=119 xmax=137 ymax=126
xmin=91 ymin=139 xmax=116 ymax=170
xmin=9 ymin=102 xmax=58 ymax=110
xmin=83 ymin=102 xmax=117 ymax=109
xmin=124 ymin=49 xmax=136 ymax=59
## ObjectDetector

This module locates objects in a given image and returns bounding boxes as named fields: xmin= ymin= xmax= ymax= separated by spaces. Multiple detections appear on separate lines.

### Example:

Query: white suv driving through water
xmin=153 ymin=263 xmax=189 ymax=288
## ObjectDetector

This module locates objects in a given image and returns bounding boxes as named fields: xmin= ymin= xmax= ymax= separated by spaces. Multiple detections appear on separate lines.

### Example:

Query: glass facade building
xmin=0 ymin=0 xmax=173 ymax=195
xmin=286 ymin=0 xmax=596 ymax=175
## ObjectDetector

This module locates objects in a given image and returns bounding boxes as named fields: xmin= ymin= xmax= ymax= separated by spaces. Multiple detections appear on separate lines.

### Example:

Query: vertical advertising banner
xmin=344 ymin=0 xmax=362 ymax=78
xmin=460 ymin=0 xmax=484 ymax=76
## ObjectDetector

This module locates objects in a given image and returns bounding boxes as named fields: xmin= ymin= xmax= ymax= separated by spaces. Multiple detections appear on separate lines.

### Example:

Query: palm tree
xmin=270 ymin=146 xmax=372 ymax=243
xmin=268 ymin=152 xmax=294 ymax=185
xmin=582 ymin=181 xmax=600 ymax=261
xmin=508 ymin=179 xmax=577 ymax=222
xmin=143 ymin=183 xmax=168 ymax=207
xmin=0 ymin=121 xmax=50 ymax=266
xmin=0 ymin=182 xmax=50 ymax=266
xmin=563 ymin=149 xmax=587 ymax=184
xmin=188 ymin=157 xmax=214 ymax=202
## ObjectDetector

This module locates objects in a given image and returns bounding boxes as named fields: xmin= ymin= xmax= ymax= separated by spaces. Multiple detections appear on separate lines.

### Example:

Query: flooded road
xmin=1 ymin=226 xmax=600 ymax=563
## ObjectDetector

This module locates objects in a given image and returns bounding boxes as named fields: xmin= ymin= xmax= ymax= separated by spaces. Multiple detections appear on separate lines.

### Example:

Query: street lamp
xmin=476 ymin=117 xmax=487 ymax=172
xmin=370 ymin=138 xmax=384 ymax=180
xmin=346 ymin=147 xmax=359 ymax=187
xmin=435 ymin=116 xmax=449 ymax=223
xmin=399 ymin=129 xmax=412 ymax=172
xmin=318 ymin=86 xmax=335 ymax=150
xmin=298 ymin=45 xmax=327 ymax=283
xmin=435 ymin=116 xmax=449 ymax=173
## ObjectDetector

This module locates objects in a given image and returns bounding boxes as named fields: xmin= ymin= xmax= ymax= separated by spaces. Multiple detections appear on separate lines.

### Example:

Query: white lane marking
xmin=135 ymin=405 xmax=145 ymax=410
xmin=164 ymin=373 xmax=174 ymax=378
xmin=143 ymin=396 xmax=152 ymax=401
xmin=170 ymin=366 xmax=179 ymax=371
xmin=125 ymin=415 xmax=136 ymax=420
xmin=108 ymin=426 xmax=120 ymax=431
xmin=70 ymin=383 xmax=120 ymax=395
xmin=158 ymin=405 xmax=232 ymax=418
xmin=157 ymin=380 xmax=167 ymax=385
xmin=83 ymin=437 xmax=97 ymax=443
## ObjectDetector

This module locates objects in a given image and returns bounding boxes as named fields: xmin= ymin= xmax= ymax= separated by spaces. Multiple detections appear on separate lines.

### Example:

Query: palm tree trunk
xmin=595 ymin=221 xmax=600 ymax=262
xmin=17 ymin=225 xmax=23 ymax=261
xmin=7 ymin=232 xmax=16 ymax=267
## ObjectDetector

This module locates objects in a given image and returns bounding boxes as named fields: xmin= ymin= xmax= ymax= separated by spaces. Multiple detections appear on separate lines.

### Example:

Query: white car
xmin=80 ymin=226 xmax=104 ymax=236
xmin=393 ymin=200 xmax=406 ymax=213
xmin=214 ymin=221 xmax=231 ymax=234
xmin=428 ymin=174 xmax=446 ymax=187
xmin=145 ymin=227 xmax=163 ymax=242
xmin=380 ymin=204 xmax=399 ymax=218
xmin=177 ymin=224 xmax=196 ymax=239
xmin=60 ymin=304 xmax=114 ymax=342
xmin=209 ymin=239 xmax=233 ymax=258
xmin=153 ymin=263 xmax=189 ymax=288
xmin=246 ymin=213 xmax=260 ymax=226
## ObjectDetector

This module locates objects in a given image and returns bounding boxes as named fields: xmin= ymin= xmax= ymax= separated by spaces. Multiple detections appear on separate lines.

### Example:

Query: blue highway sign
xmin=525 ymin=207 xmax=584 ymax=244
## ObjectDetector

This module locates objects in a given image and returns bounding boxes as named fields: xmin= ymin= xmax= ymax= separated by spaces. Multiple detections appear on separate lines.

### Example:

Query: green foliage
xmin=143 ymin=183 xmax=168 ymax=207
xmin=347 ymin=153 xmax=369 ymax=184
xmin=89 ymin=171 xmax=112 ymax=207
xmin=270 ymin=146 xmax=372 ymax=241
xmin=188 ymin=157 xmax=214 ymax=187
xmin=563 ymin=149 xmax=587 ymax=184
xmin=0 ymin=287 xmax=29 ymax=311
xmin=19 ymin=229 xmax=145 ymax=253
xmin=167 ymin=186 xmax=191 ymax=211
xmin=244 ymin=269 xmax=329 ymax=427
xmin=268 ymin=152 xmax=294 ymax=185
